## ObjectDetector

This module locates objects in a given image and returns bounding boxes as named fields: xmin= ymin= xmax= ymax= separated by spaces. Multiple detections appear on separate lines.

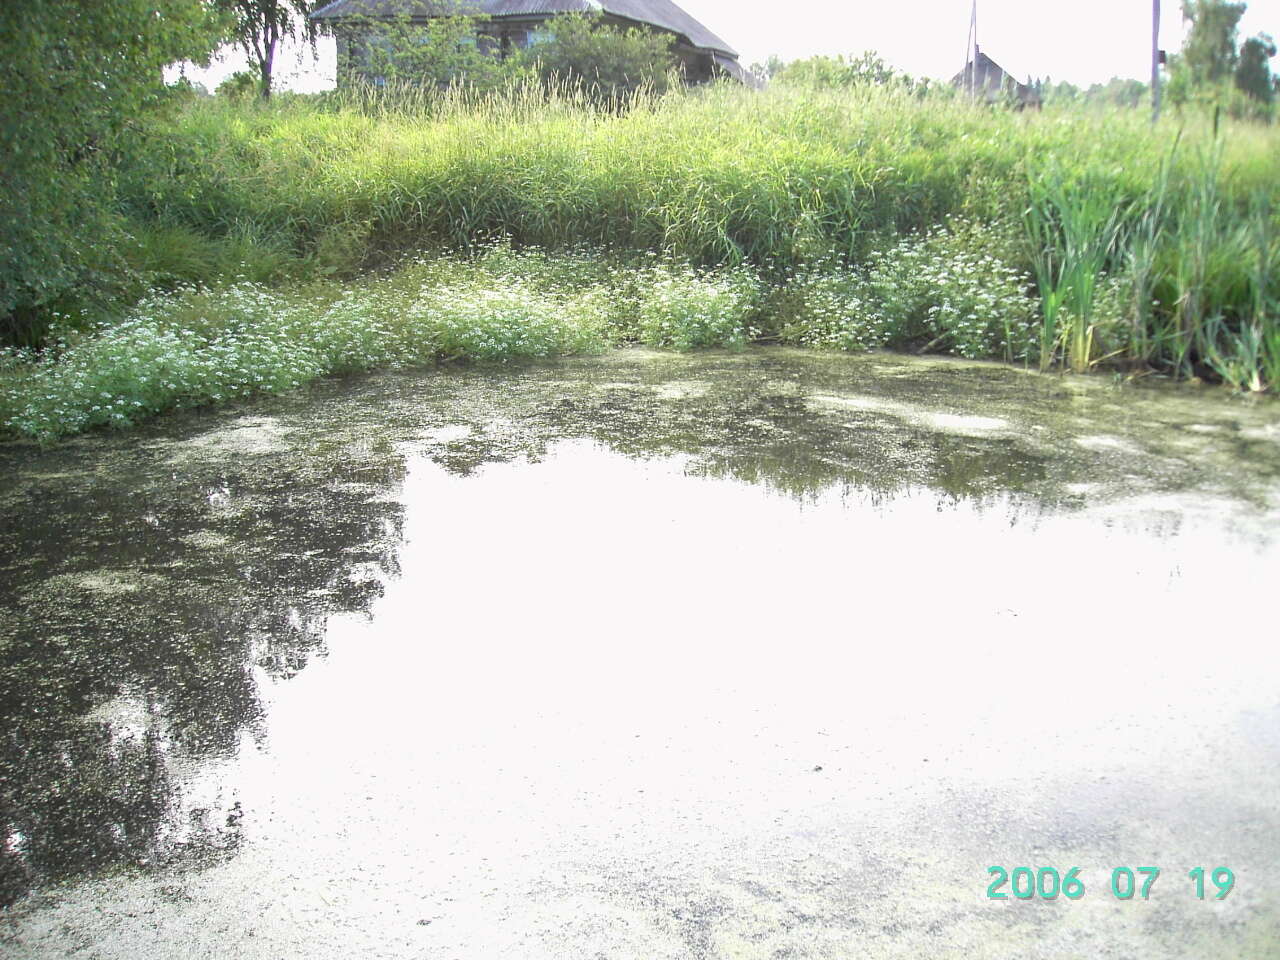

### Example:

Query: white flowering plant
xmin=782 ymin=220 xmax=1038 ymax=362
xmin=633 ymin=264 xmax=762 ymax=351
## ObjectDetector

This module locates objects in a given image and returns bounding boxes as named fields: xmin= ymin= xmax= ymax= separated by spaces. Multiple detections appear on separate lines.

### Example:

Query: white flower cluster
xmin=786 ymin=222 xmax=1038 ymax=361
xmin=785 ymin=270 xmax=893 ymax=352
xmin=0 ymin=228 xmax=1038 ymax=443
xmin=0 ymin=262 xmax=611 ymax=442
xmin=0 ymin=284 xmax=324 ymax=442
xmin=633 ymin=265 xmax=761 ymax=351
xmin=412 ymin=280 xmax=605 ymax=360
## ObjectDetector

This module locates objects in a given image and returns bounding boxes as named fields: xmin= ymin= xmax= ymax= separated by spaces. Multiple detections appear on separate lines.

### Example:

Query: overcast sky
xmin=177 ymin=0 xmax=1279 ymax=92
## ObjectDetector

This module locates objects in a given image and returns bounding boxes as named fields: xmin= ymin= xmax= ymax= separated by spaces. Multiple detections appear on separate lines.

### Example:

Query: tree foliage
xmin=217 ymin=0 xmax=319 ymax=98
xmin=1236 ymin=33 xmax=1277 ymax=102
xmin=520 ymin=14 xmax=678 ymax=101
xmin=748 ymin=55 xmax=786 ymax=85
xmin=774 ymin=52 xmax=901 ymax=88
xmin=1181 ymin=0 xmax=1247 ymax=84
xmin=336 ymin=11 xmax=676 ymax=100
xmin=0 ymin=0 xmax=225 ymax=345
xmin=769 ymin=52 xmax=934 ymax=98
xmin=339 ymin=12 xmax=515 ymax=91
xmin=1167 ymin=1 xmax=1277 ymax=117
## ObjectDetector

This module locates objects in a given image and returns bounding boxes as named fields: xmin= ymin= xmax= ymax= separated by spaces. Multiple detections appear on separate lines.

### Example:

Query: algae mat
xmin=1 ymin=348 xmax=1278 ymax=958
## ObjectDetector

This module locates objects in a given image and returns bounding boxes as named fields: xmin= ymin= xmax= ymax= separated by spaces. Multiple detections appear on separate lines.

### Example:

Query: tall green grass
xmin=1024 ymin=161 xmax=1127 ymax=373
xmin=118 ymin=81 xmax=1278 ymax=379
xmin=113 ymin=83 xmax=1155 ymax=273
xmin=4 ymin=79 xmax=1278 ymax=442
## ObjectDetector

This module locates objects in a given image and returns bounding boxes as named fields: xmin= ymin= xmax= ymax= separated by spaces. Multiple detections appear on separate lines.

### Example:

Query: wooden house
xmin=952 ymin=46 xmax=1041 ymax=109
xmin=310 ymin=0 xmax=750 ymax=86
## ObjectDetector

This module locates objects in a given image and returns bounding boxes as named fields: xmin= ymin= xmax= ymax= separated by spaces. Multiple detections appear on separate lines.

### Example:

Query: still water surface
xmin=1 ymin=348 xmax=1278 ymax=957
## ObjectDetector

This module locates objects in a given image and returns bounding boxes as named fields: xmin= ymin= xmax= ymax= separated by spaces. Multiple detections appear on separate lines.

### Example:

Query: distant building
xmin=310 ymin=0 xmax=750 ymax=86
xmin=952 ymin=46 xmax=1041 ymax=109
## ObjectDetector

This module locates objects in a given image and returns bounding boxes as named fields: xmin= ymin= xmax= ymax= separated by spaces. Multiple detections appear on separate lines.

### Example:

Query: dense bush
xmin=0 ymin=0 xmax=223 ymax=346
xmin=780 ymin=221 xmax=1037 ymax=361
xmin=519 ymin=13 xmax=678 ymax=100
xmin=337 ymin=13 xmax=518 ymax=92
xmin=771 ymin=51 xmax=938 ymax=97
xmin=334 ymin=11 xmax=677 ymax=101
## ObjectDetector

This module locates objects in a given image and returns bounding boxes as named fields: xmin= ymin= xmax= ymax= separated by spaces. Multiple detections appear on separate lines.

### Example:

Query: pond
xmin=2 ymin=348 xmax=1278 ymax=958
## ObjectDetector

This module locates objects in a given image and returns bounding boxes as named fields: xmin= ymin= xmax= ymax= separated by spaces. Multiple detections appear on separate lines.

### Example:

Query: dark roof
xmin=951 ymin=49 xmax=1035 ymax=98
xmin=713 ymin=52 xmax=760 ymax=88
xmin=310 ymin=0 xmax=737 ymax=57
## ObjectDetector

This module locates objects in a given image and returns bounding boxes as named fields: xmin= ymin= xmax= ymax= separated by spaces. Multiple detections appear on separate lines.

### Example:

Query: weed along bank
xmin=5 ymin=82 xmax=1280 ymax=444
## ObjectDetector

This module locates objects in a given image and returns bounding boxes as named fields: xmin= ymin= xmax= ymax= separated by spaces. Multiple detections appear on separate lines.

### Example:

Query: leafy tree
xmin=773 ymin=51 xmax=942 ymax=100
xmin=0 ymin=0 xmax=225 ymax=345
xmin=1166 ymin=2 xmax=1276 ymax=118
xmin=774 ymin=52 xmax=908 ymax=89
xmin=338 ymin=12 xmax=515 ymax=91
xmin=217 ymin=70 xmax=261 ymax=98
xmin=1180 ymin=0 xmax=1246 ymax=84
xmin=1235 ymin=33 xmax=1277 ymax=102
xmin=217 ymin=0 xmax=319 ymax=98
xmin=1041 ymin=78 xmax=1083 ymax=105
xmin=519 ymin=13 xmax=677 ymax=101
xmin=749 ymin=55 xmax=786 ymax=85
xmin=1086 ymin=77 xmax=1150 ymax=108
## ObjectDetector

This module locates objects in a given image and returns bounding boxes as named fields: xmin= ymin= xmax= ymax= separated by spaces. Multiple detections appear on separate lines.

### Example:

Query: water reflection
xmin=0 ymin=439 xmax=407 ymax=905
xmin=0 ymin=348 xmax=1276 ymax=914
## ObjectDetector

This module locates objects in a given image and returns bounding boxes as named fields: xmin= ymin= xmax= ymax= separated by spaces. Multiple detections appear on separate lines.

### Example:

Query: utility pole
xmin=1152 ymin=0 xmax=1162 ymax=123
xmin=965 ymin=0 xmax=978 ymax=98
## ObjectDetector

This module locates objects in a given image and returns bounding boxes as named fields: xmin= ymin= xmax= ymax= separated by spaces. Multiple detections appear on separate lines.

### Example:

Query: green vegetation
xmin=0 ymin=0 xmax=224 ymax=347
xmin=519 ymin=13 xmax=679 ymax=100
xmin=3 ymin=77 xmax=1279 ymax=442
xmin=3 ymin=0 xmax=1279 ymax=443
xmin=0 ymin=247 xmax=756 ymax=441
xmin=780 ymin=221 xmax=1037 ymax=362
xmin=1166 ymin=0 xmax=1279 ymax=119
xmin=335 ymin=10 xmax=681 ymax=99
xmin=335 ymin=10 xmax=517 ymax=94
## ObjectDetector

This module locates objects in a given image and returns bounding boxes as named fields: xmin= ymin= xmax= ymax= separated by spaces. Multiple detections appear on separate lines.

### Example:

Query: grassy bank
xmin=3 ymin=80 xmax=1279 ymax=441
xmin=3 ymin=231 xmax=1049 ymax=441
xmin=117 ymin=81 xmax=1280 ymax=388
xmin=0 ymin=247 xmax=759 ymax=441
xmin=124 ymin=82 xmax=1278 ymax=269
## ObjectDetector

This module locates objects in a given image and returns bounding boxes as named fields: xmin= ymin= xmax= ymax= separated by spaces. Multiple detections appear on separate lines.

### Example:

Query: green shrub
xmin=782 ymin=221 xmax=1038 ymax=361
xmin=634 ymin=265 xmax=761 ymax=350
xmin=0 ymin=0 xmax=222 ymax=346
xmin=519 ymin=13 xmax=678 ymax=101
xmin=337 ymin=13 xmax=519 ymax=93
xmin=216 ymin=71 xmax=259 ymax=100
